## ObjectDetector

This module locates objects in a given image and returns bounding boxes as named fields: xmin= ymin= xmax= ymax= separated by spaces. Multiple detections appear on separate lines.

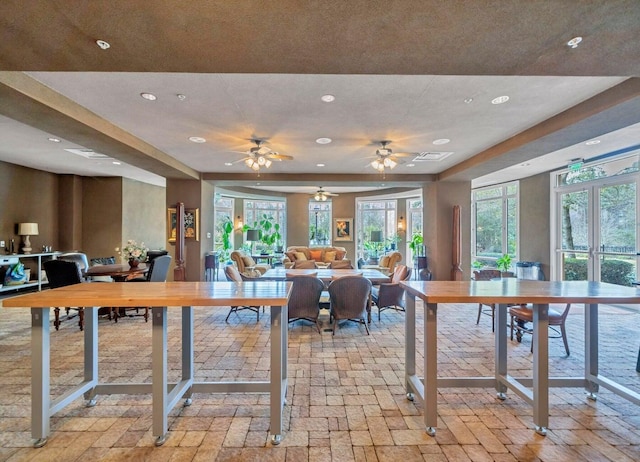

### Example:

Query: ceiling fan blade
xmin=268 ymin=154 xmax=293 ymax=161
xmin=392 ymin=152 xmax=413 ymax=158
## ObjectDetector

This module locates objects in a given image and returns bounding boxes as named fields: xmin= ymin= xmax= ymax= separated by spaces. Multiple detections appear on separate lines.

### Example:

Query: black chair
xmin=286 ymin=274 xmax=325 ymax=332
xmin=146 ymin=250 xmax=169 ymax=262
xmin=328 ymin=276 xmax=372 ymax=335
xmin=43 ymin=259 xmax=85 ymax=331
xmin=372 ymin=265 xmax=412 ymax=321
xmin=224 ymin=265 xmax=263 ymax=322
xmin=116 ymin=255 xmax=172 ymax=322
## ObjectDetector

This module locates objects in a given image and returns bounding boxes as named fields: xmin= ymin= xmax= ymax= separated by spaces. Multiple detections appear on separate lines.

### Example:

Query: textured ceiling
xmin=0 ymin=1 xmax=639 ymax=190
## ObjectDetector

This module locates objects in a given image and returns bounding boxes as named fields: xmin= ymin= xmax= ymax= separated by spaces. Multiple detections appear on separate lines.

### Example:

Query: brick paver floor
xmin=0 ymin=298 xmax=638 ymax=461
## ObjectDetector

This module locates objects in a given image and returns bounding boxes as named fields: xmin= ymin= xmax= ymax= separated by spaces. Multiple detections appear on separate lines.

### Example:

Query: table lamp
xmin=18 ymin=222 xmax=39 ymax=254
xmin=246 ymin=229 xmax=260 ymax=255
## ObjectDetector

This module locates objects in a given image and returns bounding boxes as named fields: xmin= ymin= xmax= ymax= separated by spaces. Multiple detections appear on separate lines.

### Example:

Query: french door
xmin=555 ymin=177 xmax=638 ymax=286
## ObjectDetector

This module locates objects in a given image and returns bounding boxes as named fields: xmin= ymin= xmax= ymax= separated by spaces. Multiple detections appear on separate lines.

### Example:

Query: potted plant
xmin=244 ymin=213 xmax=282 ymax=254
xmin=218 ymin=217 xmax=234 ymax=262
xmin=496 ymin=254 xmax=514 ymax=277
xmin=408 ymin=232 xmax=423 ymax=257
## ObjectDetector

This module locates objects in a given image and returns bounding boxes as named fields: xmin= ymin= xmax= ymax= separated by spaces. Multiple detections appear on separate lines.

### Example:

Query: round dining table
xmin=85 ymin=263 xmax=148 ymax=281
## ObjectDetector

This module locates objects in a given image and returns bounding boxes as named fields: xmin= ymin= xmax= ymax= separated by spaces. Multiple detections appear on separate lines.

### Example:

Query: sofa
xmin=282 ymin=246 xmax=349 ymax=269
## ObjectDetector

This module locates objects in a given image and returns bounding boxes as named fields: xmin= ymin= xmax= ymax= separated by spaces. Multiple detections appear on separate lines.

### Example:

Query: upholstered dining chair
xmin=372 ymin=265 xmax=412 ymax=321
xmin=224 ymin=265 xmax=263 ymax=322
xmin=509 ymin=303 xmax=571 ymax=356
xmin=43 ymin=259 xmax=85 ymax=331
xmin=328 ymin=275 xmax=372 ymax=335
xmin=116 ymin=255 xmax=172 ymax=322
xmin=285 ymin=273 xmax=325 ymax=332
xmin=472 ymin=269 xmax=502 ymax=331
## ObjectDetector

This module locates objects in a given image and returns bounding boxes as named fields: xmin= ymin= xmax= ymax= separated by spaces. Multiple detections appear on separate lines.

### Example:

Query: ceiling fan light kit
xmin=236 ymin=139 xmax=291 ymax=172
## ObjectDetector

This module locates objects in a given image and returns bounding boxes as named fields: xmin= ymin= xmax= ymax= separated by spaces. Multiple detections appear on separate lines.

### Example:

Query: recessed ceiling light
xmin=463 ymin=97 xmax=474 ymax=104
xmin=585 ymin=139 xmax=601 ymax=145
xmin=96 ymin=39 xmax=110 ymax=50
xmin=433 ymin=138 xmax=450 ymax=145
xmin=47 ymin=137 xmax=61 ymax=143
xmin=316 ymin=137 xmax=332 ymax=144
xmin=520 ymin=162 xmax=531 ymax=167
xmin=256 ymin=183 xmax=261 ymax=186
xmin=406 ymin=163 xmax=415 ymax=167
xmin=224 ymin=162 xmax=233 ymax=166
xmin=567 ymin=36 xmax=582 ymax=49
xmin=112 ymin=161 xmax=121 ymax=165
xmin=140 ymin=92 xmax=157 ymax=101
xmin=321 ymin=94 xmax=335 ymax=103
xmin=176 ymin=94 xmax=186 ymax=101
xmin=188 ymin=136 xmax=206 ymax=143
xmin=316 ymin=163 xmax=325 ymax=167
xmin=491 ymin=95 xmax=510 ymax=105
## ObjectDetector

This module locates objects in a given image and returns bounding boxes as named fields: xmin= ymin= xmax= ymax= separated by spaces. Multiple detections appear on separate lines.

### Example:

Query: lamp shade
xmin=18 ymin=223 xmax=39 ymax=235
xmin=370 ymin=230 xmax=383 ymax=243
xmin=246 ymin=229 xmax=260 ymax=242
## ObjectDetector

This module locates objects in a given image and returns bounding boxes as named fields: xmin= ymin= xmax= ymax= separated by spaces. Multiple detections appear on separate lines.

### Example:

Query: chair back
xmin=379 ymin=251 xmax=402 ymax=271
xmin=147 ymin=250 xmax=169 ymax=262
xmin=58 ymin=252 xmax=89 ymax=272
xmin=44 ymin=259 xmax=84 ymax=288
xmin=328 ymin=276 xmax=372 ymax=319
xmin=225 ymin=265 xmax=243 ymax=282
xmin=391 ymin=265 xmax=410 ymax=283
xmin=287 ymin=275 xmax=325 ymax=316
xmin=90 ymin=256 xmax=116 ymax=265
xmin=147 ymin=255 xmax=172 ymax=282
xmin=230 ymin=250 xmax=255 ymax=273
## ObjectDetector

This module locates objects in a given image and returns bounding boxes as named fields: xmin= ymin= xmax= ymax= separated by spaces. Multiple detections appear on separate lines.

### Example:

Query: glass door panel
xmin=596 ymin=182 xmax=637 ymax=286
xmin=559 ymin=190 xmax=590 ymax=281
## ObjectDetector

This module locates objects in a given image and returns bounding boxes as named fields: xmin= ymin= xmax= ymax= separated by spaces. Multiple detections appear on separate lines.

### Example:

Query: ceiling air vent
xmin=64 ymin=148 xmax=112 ymax=160
xmin=412 ymin=151 xmax=453 ymax=162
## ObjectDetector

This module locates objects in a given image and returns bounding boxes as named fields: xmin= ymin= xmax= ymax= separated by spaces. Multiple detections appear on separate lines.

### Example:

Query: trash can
xmin=516 ymin=261 xmax=544 ymax=280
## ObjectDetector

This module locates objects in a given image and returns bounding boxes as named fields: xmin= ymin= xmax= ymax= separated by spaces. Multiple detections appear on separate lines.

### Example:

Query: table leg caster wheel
xmin=271 ymin=434 xmax=283 ymax=445
xmin=184 ymin=398 xmax=193 ymax=406
xmin=497 ymin=392 xmax=507 ymax=401
xmin=33 ymin=438 xmax=47 ymax=448
xmin=587 ymin=392 xmax=597 ymax=401
xmin=86 ymin=398 xmax=97 ymax=407
xmin=406 ymin=393 xmax=414 ymax=401
xmin=155 ymin=435 xmax=167 ymax=446
xmin=535 ymin=426 xmax=547 ymax=436
xmin=426 ymin=427 xmax=436 ymax=437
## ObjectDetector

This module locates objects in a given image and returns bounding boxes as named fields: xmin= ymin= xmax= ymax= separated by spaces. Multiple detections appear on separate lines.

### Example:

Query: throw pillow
xmin=294 ymin=251 xmax=307 ymax=261
xmin=323 ymin=251 xmax=336 ymax=262
xmin=285 ymin=251 xmax=297 ymax=262
xmin=309 ymin=249 xmax=322 ymax=261
xmin=334 ymin=249 xmax=346 ymax=260
xmin=379 ymin=256 xmax=390 ymax=268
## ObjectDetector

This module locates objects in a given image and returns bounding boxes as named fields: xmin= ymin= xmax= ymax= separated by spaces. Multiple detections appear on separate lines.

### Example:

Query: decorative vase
xmin=128 ymin=258 xmax=140 ymax=268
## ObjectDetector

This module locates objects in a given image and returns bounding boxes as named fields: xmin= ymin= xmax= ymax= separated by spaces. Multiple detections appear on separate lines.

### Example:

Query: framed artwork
xmin=168 ymin=207 xmax=200 ymax=242
xmin=334 ymin=218 xmax=353 ymax=242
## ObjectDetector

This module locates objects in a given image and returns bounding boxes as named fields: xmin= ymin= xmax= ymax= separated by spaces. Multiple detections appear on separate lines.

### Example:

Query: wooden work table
xmin=400 ymin=279 xmax=640 ymax=437
xmin=3 ymin=281 xmax=292 ymax=448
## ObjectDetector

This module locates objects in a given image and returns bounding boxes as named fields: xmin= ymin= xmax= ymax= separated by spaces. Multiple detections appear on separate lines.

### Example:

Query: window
xmin=356 ymin=199 xmax=397 ymax=260
xmin=309 ymin=201 xmax=331 ymax=246
xmin=472 ymin=182 xmax=518 ymax=269
xmin=243 ymin=199 xmax=287 ymax=248
xmin=213 ymin=196 xmax=234 ymax=253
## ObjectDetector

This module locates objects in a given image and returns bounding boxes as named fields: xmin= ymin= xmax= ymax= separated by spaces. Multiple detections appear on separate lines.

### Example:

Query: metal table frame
xmin=402 ymin=280 xmax=640 ymax=437
xmin=9 ymin=281 xmax=291 ymax=448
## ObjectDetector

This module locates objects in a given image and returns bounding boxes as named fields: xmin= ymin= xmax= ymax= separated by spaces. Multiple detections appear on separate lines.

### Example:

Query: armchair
xmin=372 ymin=265 xmax=412 ymax=321
xmin=286 ymin=274 xmax=325 ymax=332
xmin=230 ymin=250 xmax=270 ymax=275
xmin=328 ymin=276 xmax=372 ymax=335
xmin=363 ymin=251 xmax=401 ymax=274
xmin=224 ymin=265 xmax=264 ymax=322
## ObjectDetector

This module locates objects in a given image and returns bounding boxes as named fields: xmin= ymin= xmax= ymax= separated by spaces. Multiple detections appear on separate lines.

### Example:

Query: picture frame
xmin=168 ymin=207 xmax=200 ymax=242
xmin=334 ymin=218 xmax=353 ymax=242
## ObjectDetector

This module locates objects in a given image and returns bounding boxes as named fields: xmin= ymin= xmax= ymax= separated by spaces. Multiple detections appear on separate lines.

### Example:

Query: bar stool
xmin=205 ymin=252 xmax=219 ymax=281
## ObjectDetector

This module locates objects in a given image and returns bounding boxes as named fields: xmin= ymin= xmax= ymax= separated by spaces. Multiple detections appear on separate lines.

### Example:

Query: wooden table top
xmin=401 ymin=280 xmax=640 ymax=304
xmin=262 ymin=268 xmax=390 ymax=284
xmin=2 ymin=281 xmax=293 ymax=308
xmin=85 ymin=263 xmax=148 ymax=278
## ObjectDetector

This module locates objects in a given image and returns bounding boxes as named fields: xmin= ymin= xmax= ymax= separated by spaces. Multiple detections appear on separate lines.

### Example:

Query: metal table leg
xmin=31 ymin=307 xmax=50 ymax=448
xmin=152 ymin=306 xmax=168 ymax=446
xmin=424 ymin=302 xmax=437 ymax=436
xmin=270 ymin=304 xmax=288 ymax=445
xmin=532 ymin=303 xmax=549 ymax=435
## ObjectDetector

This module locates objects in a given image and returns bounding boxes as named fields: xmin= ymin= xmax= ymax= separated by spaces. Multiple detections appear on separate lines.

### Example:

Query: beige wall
xmin=122 ymin=178 xmax=166 ymax=251
xmin=81 ymin=177 xmax=123 ymax=260
xmin=519 ymin=172 xmax=551 ymax=279
xmin=58 ymin=175 xmax=83 ymax=251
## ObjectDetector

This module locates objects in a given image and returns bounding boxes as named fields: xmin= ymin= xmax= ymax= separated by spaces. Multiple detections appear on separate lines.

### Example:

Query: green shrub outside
xmin=564 ymin=258 xmax=635 ymax=286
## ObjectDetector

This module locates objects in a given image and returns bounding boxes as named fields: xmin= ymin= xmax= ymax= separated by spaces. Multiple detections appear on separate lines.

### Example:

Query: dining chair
xmin=372 ymin=265 xmax=412 ymax=321
xmin=224 ymin=265 xmax=263 ymax=322
xmin=509 ymin=303 xmax=571 ymax=356
xmin=328 ymin=276 xmax=372 ymax=335
xmin=472 ymin=269 xmax=502 ymax=331
xmin=286 ymin=273 xmax=325 ymax=332
xmin=43 ymin=259 xmax=85 ymax=331
xmin=116 ymin=255 xmax=172 ymax=322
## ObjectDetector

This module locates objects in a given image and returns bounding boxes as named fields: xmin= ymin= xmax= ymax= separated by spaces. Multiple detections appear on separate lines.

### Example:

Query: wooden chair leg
xmin=54 ymin=307 xmax=60 ymax=331
xmin=144 ymin=307 xmax=149 ymax=322
xmin=476 ymin=303 xmax=482 ymax=324
xmin=560 ymin=324 xmax=570 ymax=356
xmin=490 ymin=304 xmax=495 ymax=332
xmin=78 ymin=308 xmax=84 ymax=331
xmin=509 ymin=314 xmax=515 ymax=340
xmin=363 ymin=318 xmax=370 ymax=335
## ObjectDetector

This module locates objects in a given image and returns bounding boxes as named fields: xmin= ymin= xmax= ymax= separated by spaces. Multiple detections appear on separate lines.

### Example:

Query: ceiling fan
xmin=311 ymin=186 xmax=338 ymax=201
xmin=233 ymin=139 xmax=293 ymax=171
xmin=369 ymin=140 xmax=411 ymax=172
